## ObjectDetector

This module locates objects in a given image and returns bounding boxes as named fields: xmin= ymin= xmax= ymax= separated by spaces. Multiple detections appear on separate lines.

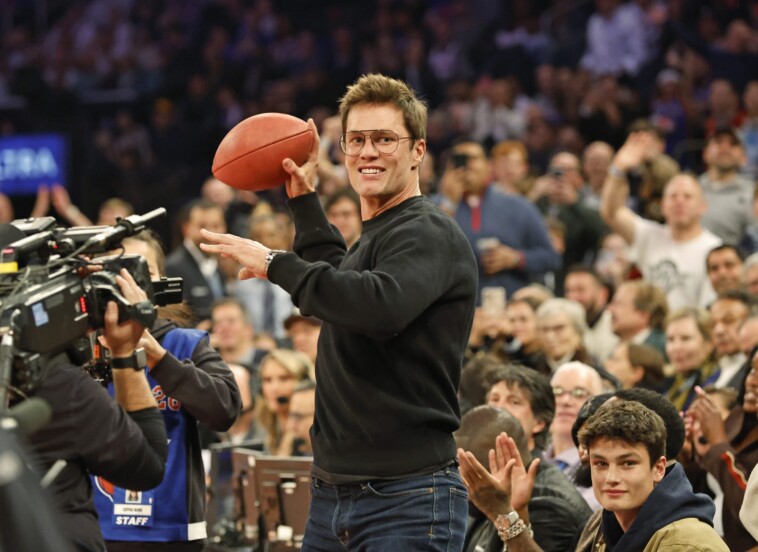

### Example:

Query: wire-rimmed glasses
xmin=339 ymin=129 xmax=415 ymax=156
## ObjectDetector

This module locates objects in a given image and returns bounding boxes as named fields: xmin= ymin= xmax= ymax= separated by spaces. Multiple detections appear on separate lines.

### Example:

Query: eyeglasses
xmin=339 ymin=129 xmax=415 ymax=156
xmin=552 ymin=386 xmax=592 ymax=400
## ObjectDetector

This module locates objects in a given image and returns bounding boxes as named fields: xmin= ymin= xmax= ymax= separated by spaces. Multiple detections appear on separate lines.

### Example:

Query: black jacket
xmin=464 ymin=460 xmax=592 ymax=552
xmin=165 ymin=244 xmax=226 ymax=321
xmin=131 ymin=318 xmax=241 ymax=540
xmin=27 ymin=356 xmax=168 ymax=552
xmin=270 ymin=192 xmax=477 ymax=480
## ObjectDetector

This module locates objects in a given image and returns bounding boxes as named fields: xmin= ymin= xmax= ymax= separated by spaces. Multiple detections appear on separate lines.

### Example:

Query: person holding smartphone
xmin=440 ymin=140 xmax=561 ymax=302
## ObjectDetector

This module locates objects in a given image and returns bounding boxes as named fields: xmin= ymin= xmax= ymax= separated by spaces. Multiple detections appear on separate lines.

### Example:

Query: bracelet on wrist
xmin=495 ymin=512 xmax=532 ymax=543
xmin=499 ymin=519 xmax=529 ymax=542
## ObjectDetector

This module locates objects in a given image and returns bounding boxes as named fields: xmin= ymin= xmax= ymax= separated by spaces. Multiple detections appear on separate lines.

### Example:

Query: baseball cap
xmin=708 ymin=126 xmax=743 ymax=147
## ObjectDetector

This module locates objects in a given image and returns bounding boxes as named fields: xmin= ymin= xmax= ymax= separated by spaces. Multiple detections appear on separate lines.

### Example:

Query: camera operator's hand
xmin=527 ymin=175 xmax=552 ymax=202
xmin=98 ymin=269 xmax=148 ymax=357
xmin=98 ymin=269 xmax=158 ymax=411
xmin=137 ymin=329 xmax=167 ymax=369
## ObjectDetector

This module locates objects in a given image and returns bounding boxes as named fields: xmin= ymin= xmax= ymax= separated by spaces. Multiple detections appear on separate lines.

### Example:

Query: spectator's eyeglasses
xmin=552 ymin=386 xmax=591 ymax=400
xmin=339 ymin=130 xmax=415 ymax=156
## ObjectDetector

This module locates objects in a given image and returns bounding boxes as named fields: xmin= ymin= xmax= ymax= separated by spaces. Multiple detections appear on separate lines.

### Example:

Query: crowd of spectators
xmin=2 ymin=0 xmax=758 ymax=549
xmin=0 ymin=0 xmax=756 ymax=240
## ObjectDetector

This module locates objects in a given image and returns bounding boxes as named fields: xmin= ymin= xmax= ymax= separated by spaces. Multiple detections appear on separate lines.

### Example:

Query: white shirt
xmin=183 ymin=238 xmax=219 ymax=282
xmin=629 ymin=217 xmax=721 ymax=309
xmin=585 ymin=309 xmax=619 ymax=362
xmin=631 ymin=327 xmax=652 ymax=345
xmin=713 ymin=352 xmax=747 ymax=389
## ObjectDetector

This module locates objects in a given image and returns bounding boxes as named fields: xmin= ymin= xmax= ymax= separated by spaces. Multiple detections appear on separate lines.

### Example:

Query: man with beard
xmin=699 ymin=128 xmax=752 ymax=246
xmin=564 ymin=266 xmax=618 ymax=362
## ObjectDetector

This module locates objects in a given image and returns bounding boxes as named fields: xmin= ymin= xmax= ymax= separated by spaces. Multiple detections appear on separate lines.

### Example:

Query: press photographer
xmin=0 ymin=212 xmax=177 ymax=552
xmin=91 ymin=230 xmax=240 ymax=552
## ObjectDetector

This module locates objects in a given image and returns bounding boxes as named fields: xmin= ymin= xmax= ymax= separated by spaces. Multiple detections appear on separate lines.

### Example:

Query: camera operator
xmin=92 ymin=230 xmax=241 ymax=552
xmin=24 ymin=268 xmax=169 ymax=552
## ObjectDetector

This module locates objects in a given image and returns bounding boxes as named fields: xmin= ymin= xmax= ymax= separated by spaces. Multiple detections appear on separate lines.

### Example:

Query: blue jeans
xmin=302 ymin=465 xmax=468 ymax=552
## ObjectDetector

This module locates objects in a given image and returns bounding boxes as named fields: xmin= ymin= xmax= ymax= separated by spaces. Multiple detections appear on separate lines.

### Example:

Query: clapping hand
xmin=687 ymin=386 xmax=729 ymax=456
xmin=458 ymin=432 xmax=540 ymax=522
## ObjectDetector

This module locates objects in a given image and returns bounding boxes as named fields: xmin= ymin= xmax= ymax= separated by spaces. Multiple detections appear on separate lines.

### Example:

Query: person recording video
xmin=23 ymin=266 xmax=169 ymax=552
xmin=91 ymin=230 xmax=240 ymax=552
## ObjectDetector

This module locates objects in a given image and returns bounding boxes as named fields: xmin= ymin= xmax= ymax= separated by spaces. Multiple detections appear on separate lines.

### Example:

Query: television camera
xmin=0 ymin=208 xmax=182 ymax=411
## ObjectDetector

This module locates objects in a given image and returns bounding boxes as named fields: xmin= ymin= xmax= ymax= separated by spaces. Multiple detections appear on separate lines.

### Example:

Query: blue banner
xmin=0 ymin=134 xmax=67 ymax=195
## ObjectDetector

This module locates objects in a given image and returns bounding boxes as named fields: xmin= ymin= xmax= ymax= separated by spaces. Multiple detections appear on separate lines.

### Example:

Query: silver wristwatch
xmin=495 ymin=511 xmax=520 ymax=532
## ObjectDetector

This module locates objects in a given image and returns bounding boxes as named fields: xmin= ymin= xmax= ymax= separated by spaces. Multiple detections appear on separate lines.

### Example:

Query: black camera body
xmin=0 ymin=208 xmax=182 ymax=402
xmin=86 ymin=254 xmax=182 ymax=331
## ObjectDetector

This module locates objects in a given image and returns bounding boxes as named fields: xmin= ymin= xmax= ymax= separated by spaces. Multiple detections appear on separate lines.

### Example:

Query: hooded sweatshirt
xmin=600 ymin=463 xmax=727 ymax=551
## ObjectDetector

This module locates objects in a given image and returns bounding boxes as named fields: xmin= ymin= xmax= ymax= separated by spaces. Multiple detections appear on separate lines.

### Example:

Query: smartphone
xmin=481 ymin=286 xmax=507 ymax=317
xmin=547 ymin=166 xmax=564 ymax=178
xmin=452 ymin=152 xmax=470 ymax=168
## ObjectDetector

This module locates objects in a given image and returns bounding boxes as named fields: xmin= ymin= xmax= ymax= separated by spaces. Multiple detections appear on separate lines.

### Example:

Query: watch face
xmin=496 ymin=511 xmax=519 ymax=530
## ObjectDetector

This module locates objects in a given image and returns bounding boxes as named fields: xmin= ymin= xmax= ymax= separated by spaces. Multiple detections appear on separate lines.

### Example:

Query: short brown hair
xmin=99 ymin=197 xmax=134 ymax=216
xmin=339 ymin=74 xmax=427 ymax=143
xmin=623 ymin=281 xmax=669 ymax=331
xmin=579 ymin=400 xmax=666 ymax=466
xmin=491 ymin=140 xmax=528 ymax=162
xmin=626 ymin=344 xmax=665 ymax=389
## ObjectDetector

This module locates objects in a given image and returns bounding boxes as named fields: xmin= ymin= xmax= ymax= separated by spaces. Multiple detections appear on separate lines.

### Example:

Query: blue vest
xmin=91 ymin=328 xmax=206 ymax=541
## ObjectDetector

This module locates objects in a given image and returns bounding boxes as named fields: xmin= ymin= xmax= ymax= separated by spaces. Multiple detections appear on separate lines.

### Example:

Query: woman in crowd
xmin=534 ymin=298 xmax=594 ymax=375
xmin=663 ymin=307 xmax=717 ymax=411
xmin=465 ymin=296 xmax=546 ymax=371
xmin=257 ymin=348 xmax=313 ymax=455
xmin=504 ymin=296 xmax=548 ymax=370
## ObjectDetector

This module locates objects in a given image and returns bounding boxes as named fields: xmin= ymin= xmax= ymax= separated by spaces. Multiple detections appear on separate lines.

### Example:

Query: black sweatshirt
xmin=269 ymin=192 xmax=477 ymax=481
